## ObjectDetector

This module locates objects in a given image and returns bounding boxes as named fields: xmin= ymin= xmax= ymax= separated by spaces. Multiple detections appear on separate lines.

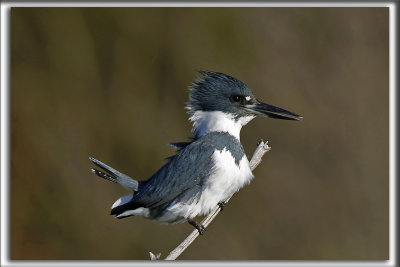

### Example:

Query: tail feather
xmin=91 ymin=168 xmax=117 ymax=183
xmin=89 ymin=157 xmax=139 ymax=191
xmin=110 ymin=201 xmax=142 ymax=216
xmin=110 ymin=195 xmax=145 ymax=219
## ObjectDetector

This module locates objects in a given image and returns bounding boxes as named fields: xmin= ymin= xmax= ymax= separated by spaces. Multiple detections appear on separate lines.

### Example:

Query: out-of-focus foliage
xmin=10 ymin=7 xmax=388 ymax=260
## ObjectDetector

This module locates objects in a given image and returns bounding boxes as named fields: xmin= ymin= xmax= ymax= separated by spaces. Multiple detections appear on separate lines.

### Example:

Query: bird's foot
xmin=218 ymin=201 xmax=226 ymax=211
xmin=188 ymin=219 xmax=206 ymax=235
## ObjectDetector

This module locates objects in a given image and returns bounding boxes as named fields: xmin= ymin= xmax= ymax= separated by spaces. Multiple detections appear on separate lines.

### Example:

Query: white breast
xmin=198 ymin=148 xmax=254 ymax=214
xmin=160 ymin=148 xmax=254 ymax=223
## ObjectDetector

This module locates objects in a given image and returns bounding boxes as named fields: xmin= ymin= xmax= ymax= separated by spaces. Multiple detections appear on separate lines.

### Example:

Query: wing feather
xmin=132 ymin=139 xmax=215 ymax=208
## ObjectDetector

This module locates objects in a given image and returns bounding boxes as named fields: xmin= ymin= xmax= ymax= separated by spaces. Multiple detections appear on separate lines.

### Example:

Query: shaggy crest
xmin=185 ymin=70 xmax=255 ymax=115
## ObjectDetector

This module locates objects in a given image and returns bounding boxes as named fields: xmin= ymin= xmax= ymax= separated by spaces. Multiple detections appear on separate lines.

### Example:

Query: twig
xmin=150 ymin=140 xmax=271 ymax=260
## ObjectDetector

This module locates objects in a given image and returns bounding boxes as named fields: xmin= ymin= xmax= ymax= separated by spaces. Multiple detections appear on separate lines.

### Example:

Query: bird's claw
xmin=198 ymin=225 xmax=206 ymax=235
xmin=218 ymin=201 xmax=226 ymax=211
xmin=188 ymin=220 xmax=206 ymax=235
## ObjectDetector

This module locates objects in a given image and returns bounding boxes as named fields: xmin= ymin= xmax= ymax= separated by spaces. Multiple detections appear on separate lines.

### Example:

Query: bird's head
xmin=186 ymin=70 xmax=302 ymax=122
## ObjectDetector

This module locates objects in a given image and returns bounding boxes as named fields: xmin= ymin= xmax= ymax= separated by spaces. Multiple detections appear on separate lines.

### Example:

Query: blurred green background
xmin=10 ymin=7 xmax=389 ymax=260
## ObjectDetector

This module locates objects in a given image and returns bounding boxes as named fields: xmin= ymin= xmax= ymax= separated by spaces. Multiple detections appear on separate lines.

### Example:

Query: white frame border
xmin=1 ymin=1 xmax=396 ymax=266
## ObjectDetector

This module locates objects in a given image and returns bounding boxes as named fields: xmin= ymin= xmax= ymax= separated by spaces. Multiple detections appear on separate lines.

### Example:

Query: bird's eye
xmin=231 ymin=95 xmax=242 ymax=103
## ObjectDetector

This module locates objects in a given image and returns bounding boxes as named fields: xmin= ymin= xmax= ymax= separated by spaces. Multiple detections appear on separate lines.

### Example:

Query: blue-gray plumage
xmin=90 ymin=70 xmax=302 ymax=234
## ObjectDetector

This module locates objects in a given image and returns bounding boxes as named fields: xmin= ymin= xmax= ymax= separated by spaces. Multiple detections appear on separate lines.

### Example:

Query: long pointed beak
xmin=245 ymin=99 xmax=302 ymax=121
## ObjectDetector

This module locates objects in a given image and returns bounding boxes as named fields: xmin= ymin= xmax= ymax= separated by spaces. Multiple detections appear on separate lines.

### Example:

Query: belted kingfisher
xmin=90 ymin=71 xmax=301 ymax=234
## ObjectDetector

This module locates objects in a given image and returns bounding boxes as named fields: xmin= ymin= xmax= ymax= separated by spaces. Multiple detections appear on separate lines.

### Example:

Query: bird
xmin=89 ymin=70 xmax=302 ymax=234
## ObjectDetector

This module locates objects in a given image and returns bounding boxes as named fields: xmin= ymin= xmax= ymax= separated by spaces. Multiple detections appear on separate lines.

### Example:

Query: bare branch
xmin=149 ymin=252 xmax=161 ymax=260
xmin=152 ymin=140 xmax=271 ymax=260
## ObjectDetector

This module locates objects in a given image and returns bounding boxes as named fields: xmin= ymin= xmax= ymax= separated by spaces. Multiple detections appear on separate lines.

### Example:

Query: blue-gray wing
xmin=132 ymin=132 xmax=245 ymax=208
xmin=132 ymin=139 xmax=215 ymax=208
